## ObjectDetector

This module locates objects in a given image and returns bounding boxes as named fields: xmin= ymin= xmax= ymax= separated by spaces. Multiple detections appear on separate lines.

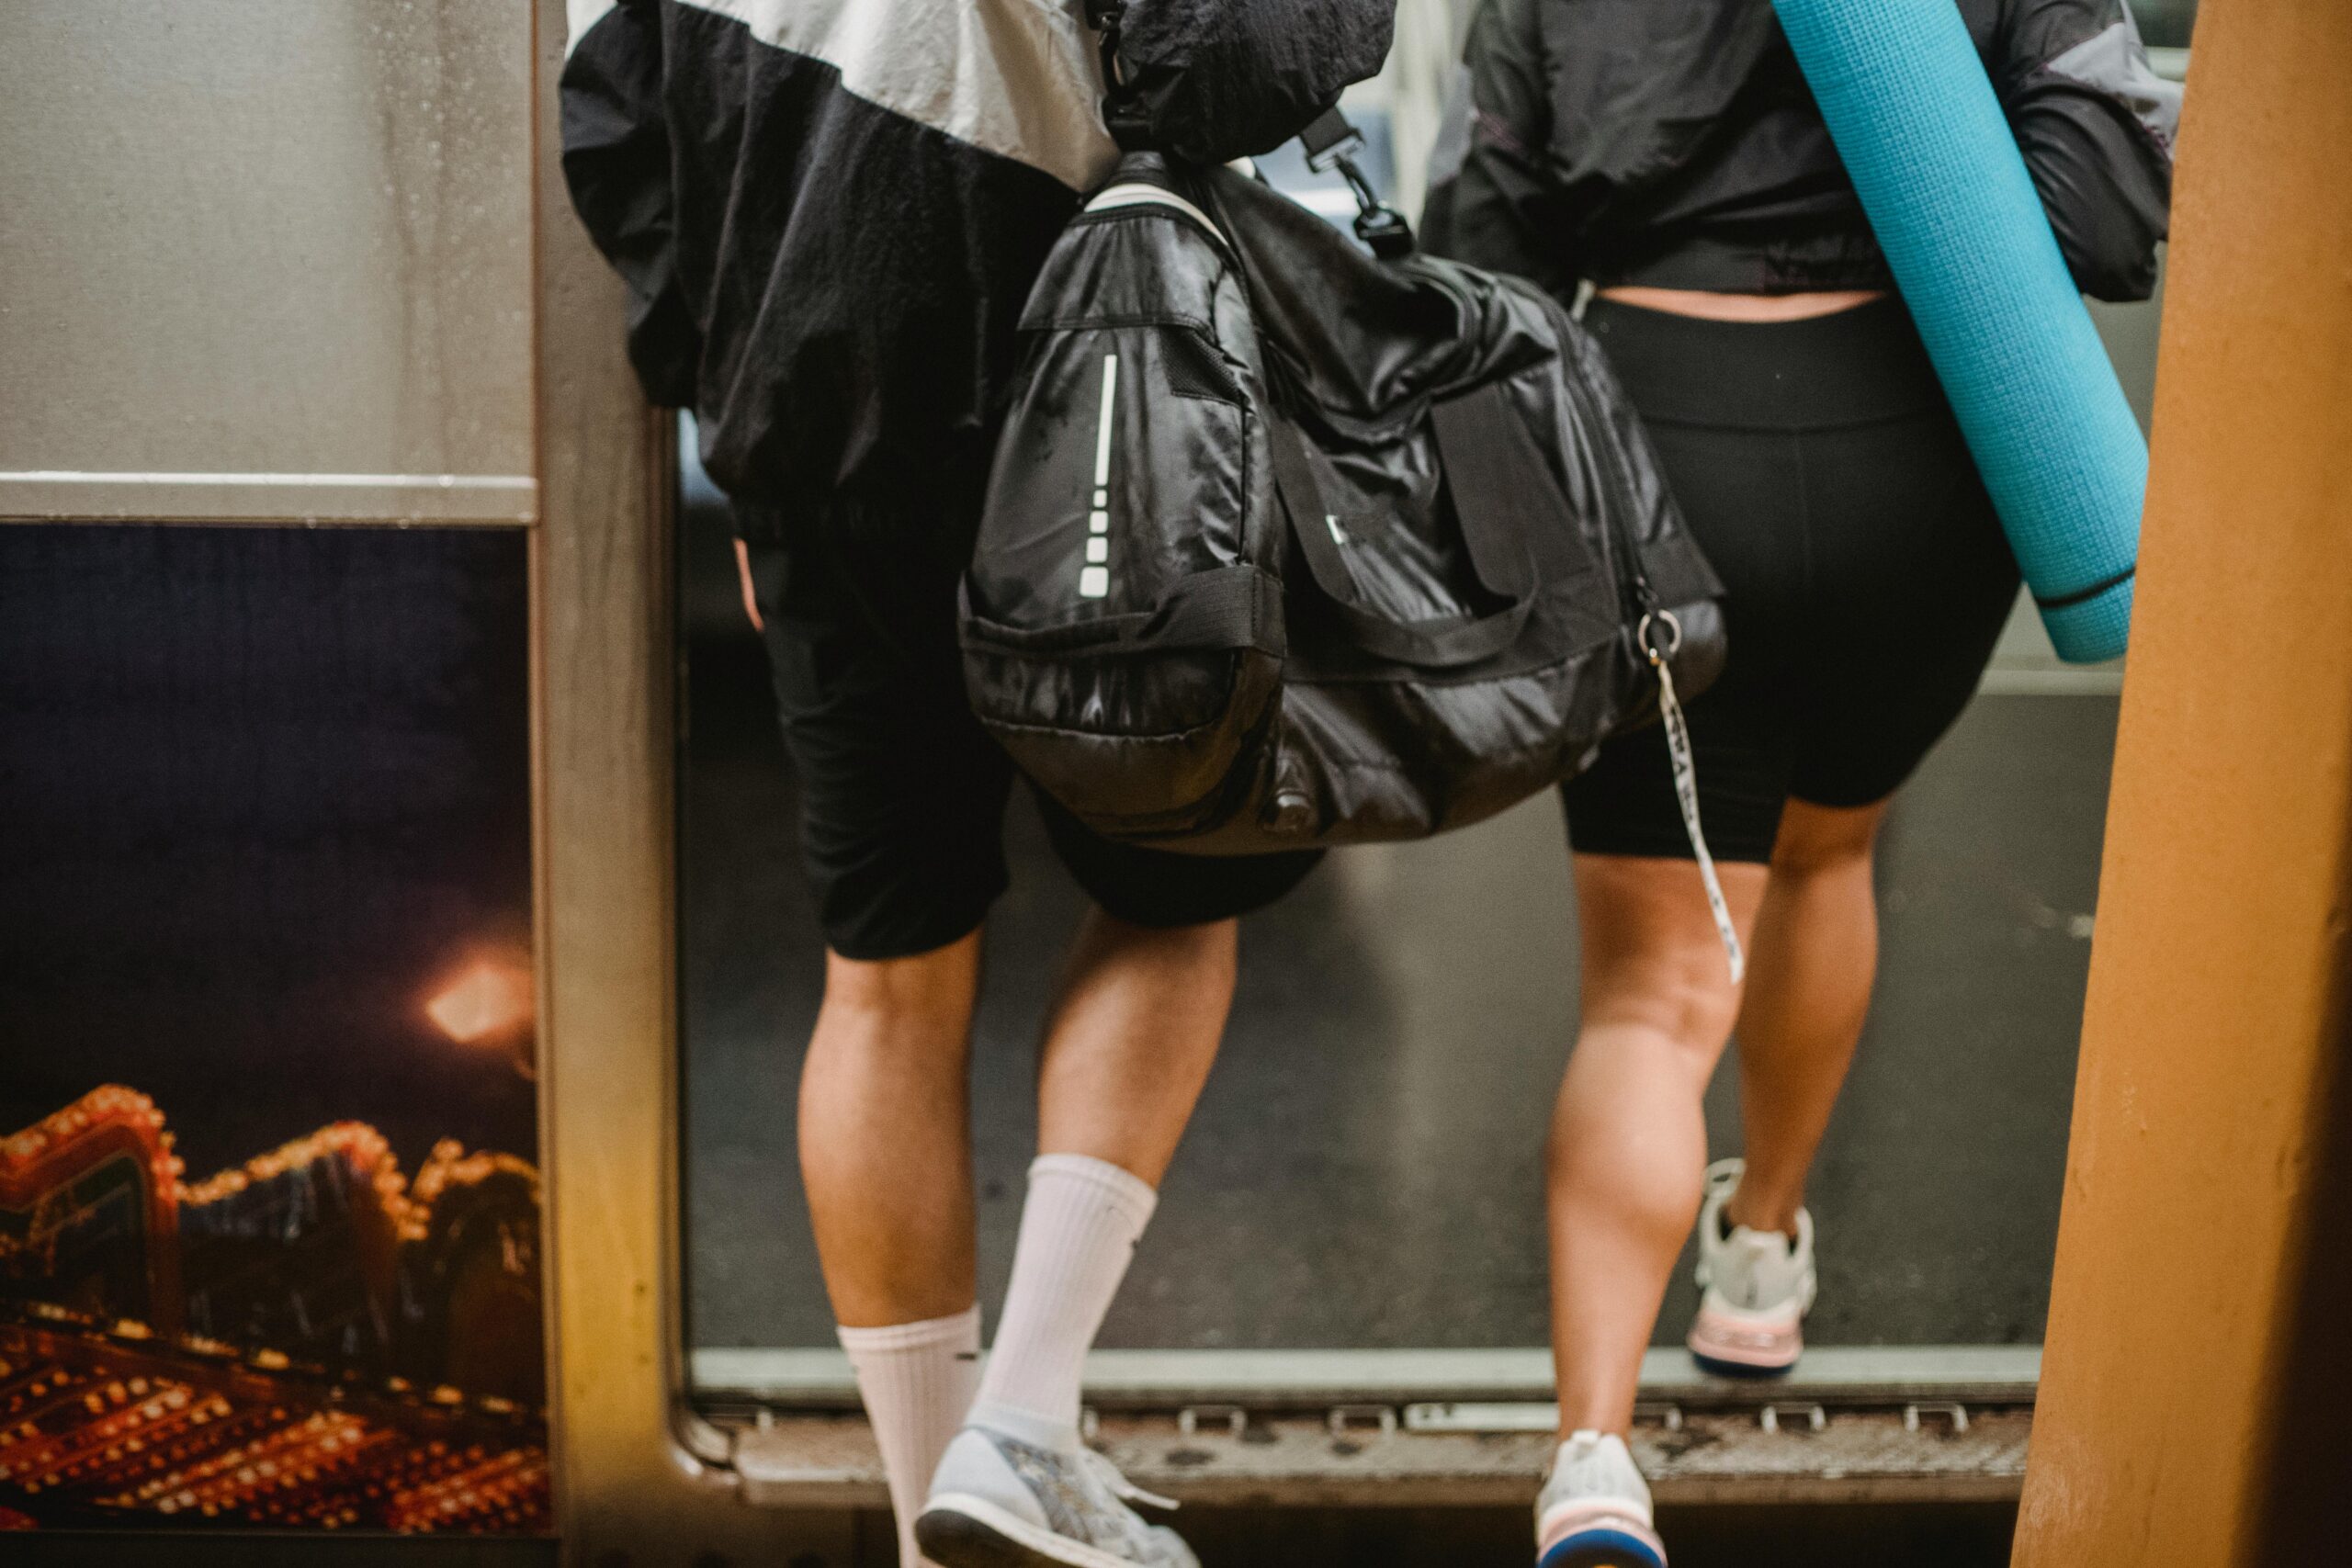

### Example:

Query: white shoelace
xmin=1081 ymin=1449 xmax=1178 ymax=1513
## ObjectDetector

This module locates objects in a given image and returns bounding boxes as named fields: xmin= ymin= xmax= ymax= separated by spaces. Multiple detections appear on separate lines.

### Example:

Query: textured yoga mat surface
xmin=1774 ymin=0 xmax=2145 ymax=662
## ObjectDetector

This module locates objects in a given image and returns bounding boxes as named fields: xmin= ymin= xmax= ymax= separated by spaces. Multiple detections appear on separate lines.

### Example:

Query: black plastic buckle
xmin=1299 ymin=108 xmax=1363 ymax=173
xmin=1297 ymin=107 xmax=1415 ymax=259
xmin=1352 ymin=203 xmax=1416 ymax=260
xmin=1101 ymin=96 xmax=1154 ymax=152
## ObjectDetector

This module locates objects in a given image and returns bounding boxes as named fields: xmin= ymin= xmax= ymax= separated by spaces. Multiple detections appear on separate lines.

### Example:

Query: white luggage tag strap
xmin=1643 ymin=611 xmax=1746 ymax=985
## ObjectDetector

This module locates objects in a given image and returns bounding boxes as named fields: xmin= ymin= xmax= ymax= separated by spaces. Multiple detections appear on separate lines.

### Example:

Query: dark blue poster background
xmin=0 ymin=523 xmax=547 ymax=1532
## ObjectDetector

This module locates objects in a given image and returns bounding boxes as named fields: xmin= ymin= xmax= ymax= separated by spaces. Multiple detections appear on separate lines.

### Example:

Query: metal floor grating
xmin=711 ymin=1345 xmax=2037 ymax=1508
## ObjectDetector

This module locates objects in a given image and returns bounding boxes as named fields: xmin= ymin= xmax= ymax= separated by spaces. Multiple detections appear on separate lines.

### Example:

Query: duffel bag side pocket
xmin=963 ymin=320 xmax=1283 ymax=829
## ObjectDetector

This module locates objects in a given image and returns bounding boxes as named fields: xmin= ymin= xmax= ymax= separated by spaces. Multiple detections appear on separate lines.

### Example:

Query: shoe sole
xmin=1687 ymin=1304 xmax=1804 ymax=1378
xmin=917 ymin=1493 xmax=1159 ymax=1568
xmin=1539 ymin=1525 xmax=1668 ymax=1568
xmin=1688 ymin=1348 xmax=1797 ymax=1379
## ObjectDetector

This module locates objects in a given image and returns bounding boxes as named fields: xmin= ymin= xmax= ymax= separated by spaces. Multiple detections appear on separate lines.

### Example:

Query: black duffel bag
xmin=958 ymin=146 xmax=1725 ymax=860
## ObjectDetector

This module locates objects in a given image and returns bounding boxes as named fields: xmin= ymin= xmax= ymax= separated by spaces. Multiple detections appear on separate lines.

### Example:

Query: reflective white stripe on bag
xmin=1080 ymin=352 xmax=1118 ymax=599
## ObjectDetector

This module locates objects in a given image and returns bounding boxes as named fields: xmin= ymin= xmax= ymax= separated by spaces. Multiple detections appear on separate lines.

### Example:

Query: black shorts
xmin=1566 ymin=298 xmax=2020 ymax=863
xmin=743 ymin=517 xmax=1320 ymax=961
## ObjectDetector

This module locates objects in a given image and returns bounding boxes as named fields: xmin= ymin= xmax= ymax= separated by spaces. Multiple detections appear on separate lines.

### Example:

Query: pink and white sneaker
xmin=1685 ymin=1158 xmax=1816 ymax=1379
xmin=1535 ymin=1430 xmax=1666 ymax=1568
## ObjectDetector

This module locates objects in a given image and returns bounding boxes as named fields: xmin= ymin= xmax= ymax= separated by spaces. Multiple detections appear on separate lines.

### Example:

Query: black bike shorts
xmin=743 ymin=517 xmax=1321 ymax=961
xmin=1566 ymin=298 xmax=2021 ymax=864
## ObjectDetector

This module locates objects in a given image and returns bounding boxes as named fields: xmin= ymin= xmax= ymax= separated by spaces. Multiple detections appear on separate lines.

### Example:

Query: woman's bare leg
xmin=1550 ymin=854 xmax=1770 ymax=1438
xmin=1724 ymin=799 xmax=1889 ymax=1235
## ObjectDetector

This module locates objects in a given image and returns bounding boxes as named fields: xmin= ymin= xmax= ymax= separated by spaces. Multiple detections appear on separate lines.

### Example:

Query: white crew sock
xmin=970 ymin=1154 xmax=1159 ymax=1441
xmin=838 ymin=1303 xmax=983 ymax=1568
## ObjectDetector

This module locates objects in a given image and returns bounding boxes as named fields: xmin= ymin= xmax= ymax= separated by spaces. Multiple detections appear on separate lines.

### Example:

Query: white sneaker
xmin=916 ymin=1403 xmax=1197 ymax=1568
xmin=1535 ymin=1430 xmax=1665 ymax=1568
xmin=1685 ymin=1157 xmax=1816 ymax=1377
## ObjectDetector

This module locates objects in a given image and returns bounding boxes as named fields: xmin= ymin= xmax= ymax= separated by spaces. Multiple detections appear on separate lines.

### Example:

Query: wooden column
xmin=2013 ymin=2 xmax=2352 ymax=1562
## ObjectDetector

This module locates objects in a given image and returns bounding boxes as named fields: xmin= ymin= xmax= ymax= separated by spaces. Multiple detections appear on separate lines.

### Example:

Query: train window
xmin=2132 ymin=0 xmax=2199 ymax=51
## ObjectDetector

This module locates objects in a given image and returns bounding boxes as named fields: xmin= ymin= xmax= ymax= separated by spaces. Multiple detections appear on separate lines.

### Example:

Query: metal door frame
xmin=541 ymin=85 xmax=2044 ymax=1543
xmin=530 ymin=0 xmax=847 ymax=1559
xmin=531 ymin=6 xmax=2231 ymax=1555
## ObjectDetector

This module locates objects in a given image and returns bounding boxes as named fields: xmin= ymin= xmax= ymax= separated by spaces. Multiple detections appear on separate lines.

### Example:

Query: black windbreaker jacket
xmin=1422 ymin=0 xmax=2177 ymax=302
xmin=560 ymin=0 xmax=1395 ymax=542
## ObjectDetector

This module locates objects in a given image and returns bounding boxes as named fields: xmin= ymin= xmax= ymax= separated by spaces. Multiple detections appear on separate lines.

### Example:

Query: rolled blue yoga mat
xmin=1773 ymin=0 xmax=2145 ymax=662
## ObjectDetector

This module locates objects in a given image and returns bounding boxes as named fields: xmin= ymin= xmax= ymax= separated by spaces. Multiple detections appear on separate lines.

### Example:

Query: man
xmin=560 ymin=4 xmax=1396 ymax=1563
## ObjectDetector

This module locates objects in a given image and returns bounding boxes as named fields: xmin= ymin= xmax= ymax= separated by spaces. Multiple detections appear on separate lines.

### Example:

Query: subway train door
xmin=673 ymin=4 xmax=2186 ymax=1559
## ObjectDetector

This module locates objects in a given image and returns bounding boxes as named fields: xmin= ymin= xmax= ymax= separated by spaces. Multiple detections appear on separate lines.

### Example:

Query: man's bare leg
xmin=800 ymin=931 xmax=985 ymax=1325
xmin=969 ymin=912 xmax=1238 ymax=1433
xmin=1035 ymin=911 xmax=1238 ymax=1181
xmin=799 ymin=931 xmax=986 ymax=1567
xmin=913 ymin=913 xmax=1240 ymax=1568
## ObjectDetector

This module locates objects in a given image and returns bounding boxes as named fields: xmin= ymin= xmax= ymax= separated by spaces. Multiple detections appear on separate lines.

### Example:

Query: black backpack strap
xmin=959 ymin=564 xmax=1284 ymax=661
xmin=1268 ymin=388 xmax=1552 ymax=671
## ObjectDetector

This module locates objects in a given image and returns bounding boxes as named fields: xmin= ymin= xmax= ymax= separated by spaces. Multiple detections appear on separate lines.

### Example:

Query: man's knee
xmin=1076 ymin=908 xmax=1238 ymax=981
xmin=818 ymin=932 xmax=982 ymax=1046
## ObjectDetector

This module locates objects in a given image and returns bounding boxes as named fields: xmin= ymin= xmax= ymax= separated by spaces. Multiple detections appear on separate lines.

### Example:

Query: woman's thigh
xmin=1564 ymin=417 xmax=1806 ymax=865
xmin=1791 ymin=412 xmax=2020 ymax=809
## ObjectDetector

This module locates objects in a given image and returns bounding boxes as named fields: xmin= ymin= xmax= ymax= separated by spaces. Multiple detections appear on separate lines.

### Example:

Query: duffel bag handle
xmin=1269 ymin=381 xmax=1564 ymax=671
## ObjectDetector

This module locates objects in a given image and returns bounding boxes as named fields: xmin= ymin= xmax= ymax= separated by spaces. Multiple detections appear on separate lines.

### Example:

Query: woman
xmin=1423 ymin=3 xmax=2177 ymax=1563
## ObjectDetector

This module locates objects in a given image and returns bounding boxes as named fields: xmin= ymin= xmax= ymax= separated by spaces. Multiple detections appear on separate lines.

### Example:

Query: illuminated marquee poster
xmin=0 ymin=523 xmax=548 ymax=1534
